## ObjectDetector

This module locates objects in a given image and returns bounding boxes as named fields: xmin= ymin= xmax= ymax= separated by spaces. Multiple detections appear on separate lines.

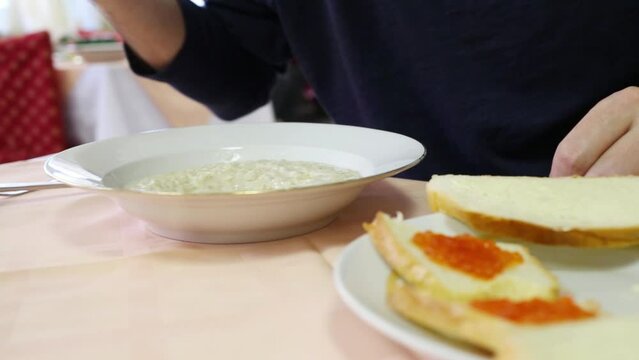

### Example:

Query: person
xmin=92 ymin=0 xmax=639 ymax=180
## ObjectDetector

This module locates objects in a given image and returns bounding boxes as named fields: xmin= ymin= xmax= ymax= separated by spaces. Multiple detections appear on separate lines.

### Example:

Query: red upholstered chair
xmin=0 ymin=31 xmax=67 ymax=163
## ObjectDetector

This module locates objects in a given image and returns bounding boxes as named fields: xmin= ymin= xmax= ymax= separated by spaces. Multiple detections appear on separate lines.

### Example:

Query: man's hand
xmin=550 ymin=86 xmax=639 ymax=177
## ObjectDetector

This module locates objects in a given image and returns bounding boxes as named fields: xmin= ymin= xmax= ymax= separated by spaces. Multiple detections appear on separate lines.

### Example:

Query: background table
xmin=0 ymin=159 xmax=432 ymax=359
xmin=55 ymin=60 xmax=275 ymax=145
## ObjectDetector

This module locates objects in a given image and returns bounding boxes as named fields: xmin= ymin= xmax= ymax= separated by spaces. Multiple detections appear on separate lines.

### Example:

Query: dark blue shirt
xmin=128 ymin=0 xmax=639 ymax=179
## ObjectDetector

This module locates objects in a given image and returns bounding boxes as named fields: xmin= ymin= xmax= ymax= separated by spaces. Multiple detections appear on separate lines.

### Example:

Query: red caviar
xmin=412 ymin=231 xmax=523 ymax=279
xmin=471 ymin=297 xmax=596 ymax=324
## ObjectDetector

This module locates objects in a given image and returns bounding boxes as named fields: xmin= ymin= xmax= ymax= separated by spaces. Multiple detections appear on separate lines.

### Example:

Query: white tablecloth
xmin=63 ymin=62 xmax=274 ymax=145
xmin=65 ymin=63 xmax=169 ymax=144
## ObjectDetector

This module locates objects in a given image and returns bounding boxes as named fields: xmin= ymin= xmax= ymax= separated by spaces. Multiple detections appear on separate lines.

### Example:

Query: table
xmin=0 ymin=159 xmax=432 ymax=359
xmin=55 ymin=60 xmax=275 ymax=145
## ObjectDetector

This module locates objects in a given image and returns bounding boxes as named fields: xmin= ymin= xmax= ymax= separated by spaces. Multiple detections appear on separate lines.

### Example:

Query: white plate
xmin=334 ymin=213 xmax=639 ymax=359
xmin=45 ymin=123 xmax=424 ymax=244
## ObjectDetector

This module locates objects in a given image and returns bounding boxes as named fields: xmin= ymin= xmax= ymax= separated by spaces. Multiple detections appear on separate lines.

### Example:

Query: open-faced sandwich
xmin=364 ymin=212 xmax=639 ymax=360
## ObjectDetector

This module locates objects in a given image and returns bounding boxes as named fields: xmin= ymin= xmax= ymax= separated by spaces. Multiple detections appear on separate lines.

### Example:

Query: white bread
xmin=389 ymin=275 xmax=639 ymax=360
xmin=364 ymin=212 xmax=559 ymax=302
xmin=427 ymin=175 xmax=639 ymax=247
xmin=365 ymin=212 xmax=639 ymax=359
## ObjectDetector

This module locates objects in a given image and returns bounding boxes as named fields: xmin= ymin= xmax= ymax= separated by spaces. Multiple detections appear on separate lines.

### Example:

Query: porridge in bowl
xmin=45 ymin=123 xmax=424 ymax=243
xmin=125 ymin=159 xmax=361 ymax=194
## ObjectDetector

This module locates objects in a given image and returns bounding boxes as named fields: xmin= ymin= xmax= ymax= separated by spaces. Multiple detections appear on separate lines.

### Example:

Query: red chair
xmin=0 ymin=31 xmax=67 ymax=163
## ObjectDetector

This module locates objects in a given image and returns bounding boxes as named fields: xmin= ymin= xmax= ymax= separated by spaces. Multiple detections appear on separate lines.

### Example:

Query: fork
xmin=0 ymin=180 xmax=67 ymax=197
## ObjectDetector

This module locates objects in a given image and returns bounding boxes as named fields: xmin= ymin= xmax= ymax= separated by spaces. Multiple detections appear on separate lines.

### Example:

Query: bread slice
xmin=389 ymin=274 xmax=639 ymax=360
xmin=364 ymin=212 xmax=639 ymax=359
xmin=364 ymin=212 xmax=559 ymax=302
xmin=427 ymin=175 xmax=639 ymax=247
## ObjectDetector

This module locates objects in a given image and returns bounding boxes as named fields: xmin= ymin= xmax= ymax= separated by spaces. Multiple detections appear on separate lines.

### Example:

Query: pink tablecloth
xmin=0 ymin=159 xmax=432 ymax=360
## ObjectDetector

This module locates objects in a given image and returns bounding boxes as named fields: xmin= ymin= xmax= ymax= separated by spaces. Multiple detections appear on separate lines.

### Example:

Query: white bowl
xmin=45 ymin=123 xmax=425 ymax=243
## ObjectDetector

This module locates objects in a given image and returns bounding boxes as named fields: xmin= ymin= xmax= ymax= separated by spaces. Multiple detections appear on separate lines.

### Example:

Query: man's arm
xmin=90 ymin=0 xmax=289 ymax=119
xmin=92 ymin=0 xmax=185 ymax=70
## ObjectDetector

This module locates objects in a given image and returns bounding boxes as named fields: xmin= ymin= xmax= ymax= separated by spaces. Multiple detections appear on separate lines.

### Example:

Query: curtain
xmin=0 ymin=0 xmax=106 ymax=40
xmin=0 ymin=0 xmax=208 ymax=40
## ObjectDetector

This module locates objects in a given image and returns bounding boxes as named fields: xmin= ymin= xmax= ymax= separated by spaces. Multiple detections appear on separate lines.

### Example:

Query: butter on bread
xmin=364 ymin=212 xmax=639 ymax=359
xmin=427 ymin=175 xmax=639 ymax=247
xmin=388 ymin=274 xmax=639 ymax=360
xmin=364 ymin=212 xmax=559 ymax=302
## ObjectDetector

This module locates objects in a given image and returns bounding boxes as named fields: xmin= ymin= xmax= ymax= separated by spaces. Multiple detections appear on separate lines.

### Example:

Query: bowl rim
xmin=45 ymin=123 xmax=426 ymax=198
